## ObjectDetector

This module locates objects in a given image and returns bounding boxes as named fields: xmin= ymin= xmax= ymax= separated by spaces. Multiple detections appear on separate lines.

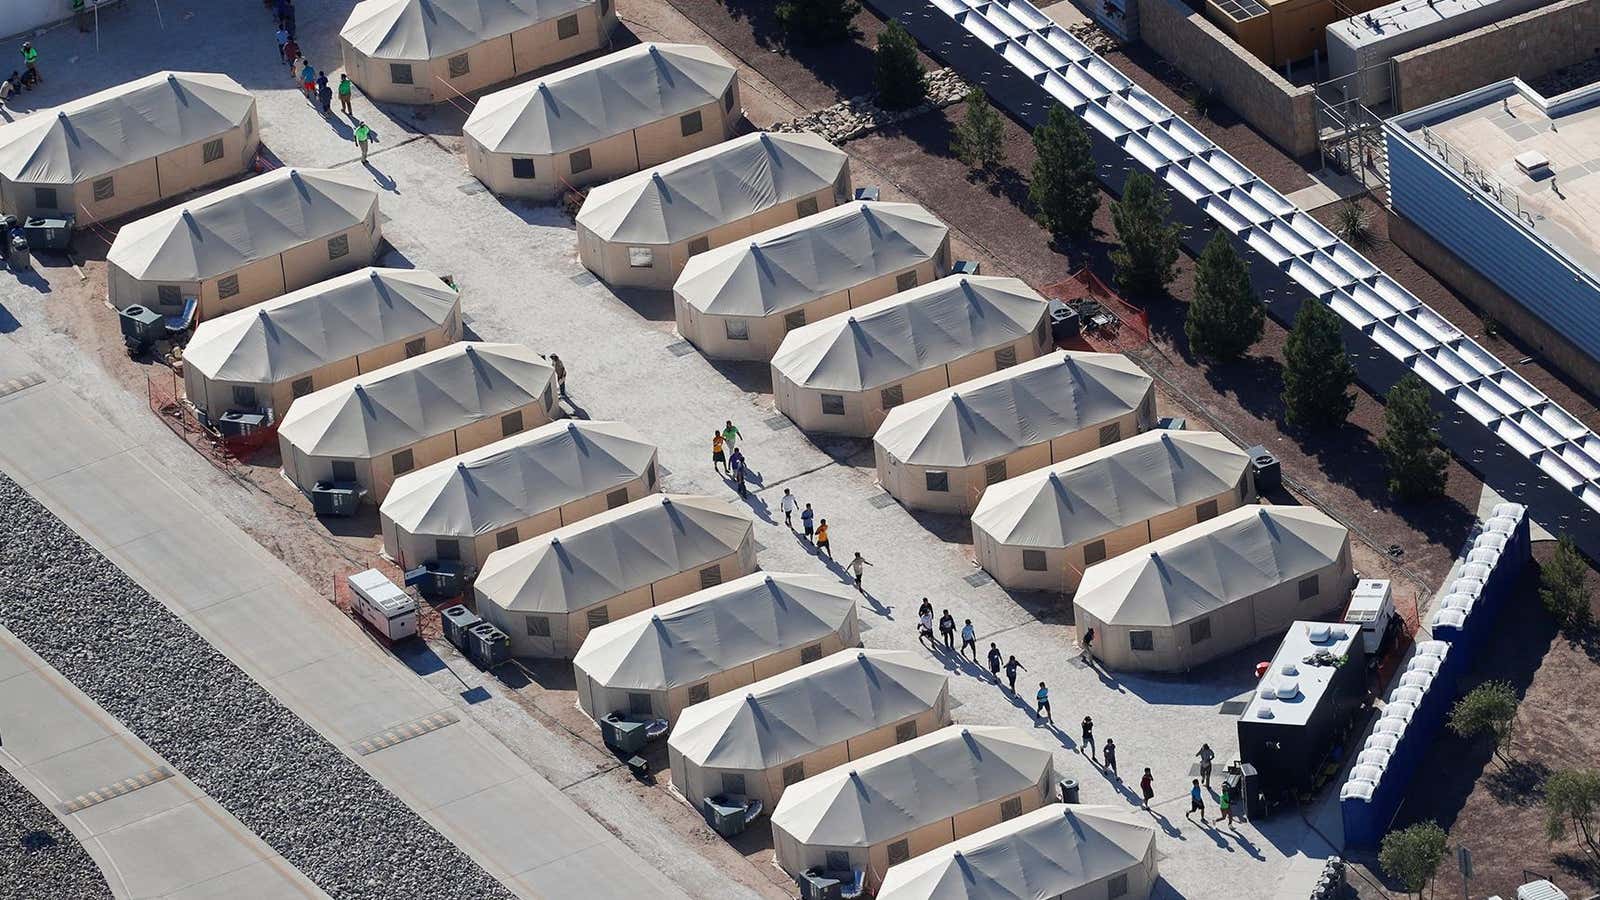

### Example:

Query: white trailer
xmin=1344 ymin=579 xmax=1394 ymax=655
xmin=347 ymin=569 xmax=419 ymax=640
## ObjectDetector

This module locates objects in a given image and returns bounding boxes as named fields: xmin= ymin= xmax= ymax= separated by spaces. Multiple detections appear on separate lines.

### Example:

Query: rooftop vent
xmin=1515 ymin=151 xmax=1551 ymax=178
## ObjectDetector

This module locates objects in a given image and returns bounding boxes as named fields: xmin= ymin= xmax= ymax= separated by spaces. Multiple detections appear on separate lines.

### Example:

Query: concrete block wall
xmin=1136 ymin=0 xmax=1319 ymax=158
xmin=3 ymin=1 xmax=74 ymax=41
xmin=1392 ymin=0 xmax=1600 ymax=113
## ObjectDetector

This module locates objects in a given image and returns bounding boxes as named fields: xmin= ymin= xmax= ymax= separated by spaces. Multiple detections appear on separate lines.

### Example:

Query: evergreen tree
xmin=1282 ymin=298 xmax=1357 ymax=429
xmin=874 ymin=20 xmax=926 ymax=111
xmin=1378 ymin=373 xmax=1448 ymax=502
xmin=1110 ymin=172 xmax=1181 ymax=297
xmin=1028 ymin=105 xmax=1099 ymax=241
xmin=1540 ymin=533 xmax=1594 ymax=631
xmin=775 ymin=0 xmax=861 ymax=46
xmin=953 ymin=89 xmax=1005 ymax=173
xmin=1185 ymin=232 xmax=1262 ymax=362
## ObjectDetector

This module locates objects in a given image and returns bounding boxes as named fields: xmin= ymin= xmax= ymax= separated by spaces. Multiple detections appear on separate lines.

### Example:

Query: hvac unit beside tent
xmin=600 ymin=713 xmax=650 ymax=755
xmin=119 ymin=305 xmax=165 ymax=350
xmin=216 ymin=410 xmax=268 ymax=437
xmin=310 ymin=482 xmax=361 ymax=518
xmin=439 ymin=604 xmax=480 ymax=651
xmin=1244 ymin=444 xmax=1281 ymax=494
xmin=403 ymin=561 xmax=467 ymax=600
xmin=22 ymin=216 xmax=74 ymax=251
xmin=465 ymin=621 xmax=510 ymax=669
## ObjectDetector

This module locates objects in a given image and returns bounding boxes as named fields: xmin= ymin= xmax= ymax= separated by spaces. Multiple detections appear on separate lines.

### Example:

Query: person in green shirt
xmin=721 ymin=419 xmax=740 ymax=451
xmin=20 ymin=42 xmax=37 ymax=88
xmin=338 ymin=74 xmax=353 ymax=116
xmin=354 ymin=122 xmax=371 ymax=161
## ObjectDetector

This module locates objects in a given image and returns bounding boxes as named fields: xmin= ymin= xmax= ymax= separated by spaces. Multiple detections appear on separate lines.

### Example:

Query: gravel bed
xmin=0 ymin=766 xmax=112 ymax=900
xmin=0 ymin=472 xmax=513 ymax=900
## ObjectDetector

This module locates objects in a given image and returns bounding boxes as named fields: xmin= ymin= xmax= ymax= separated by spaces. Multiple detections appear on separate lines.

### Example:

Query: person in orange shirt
xmin=711 ymin=431 xmax=726 ymax=474
xmin=815 ymin=519 xmax=832 ymax=558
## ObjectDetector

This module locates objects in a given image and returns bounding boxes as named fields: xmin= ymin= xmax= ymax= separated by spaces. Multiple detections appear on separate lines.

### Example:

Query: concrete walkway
xmin=0 ymin=626 xmax=327 ymax=900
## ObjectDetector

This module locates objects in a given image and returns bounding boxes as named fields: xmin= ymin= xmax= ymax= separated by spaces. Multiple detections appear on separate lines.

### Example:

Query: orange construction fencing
xmin=1038 ymin=268 xmax=1151 ymax=354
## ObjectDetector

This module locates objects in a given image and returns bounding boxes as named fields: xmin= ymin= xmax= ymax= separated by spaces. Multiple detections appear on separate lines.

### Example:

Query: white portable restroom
xmin=1343 ymin=579 xmax=1394 ymax=655
xmin=346 ymin=569 xmax=419 ymax=640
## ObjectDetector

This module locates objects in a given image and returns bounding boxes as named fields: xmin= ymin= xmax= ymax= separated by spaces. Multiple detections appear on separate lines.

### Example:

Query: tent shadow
xmin=707 ymin=358 xmax=772 ymax=395
xmin=505 ymin=656 xmax=576 ymax=691
xmin=901 ymin=505 xmax=973 ymax=544
xmin=1111 ymin=637 xmax=1274 ymax=707
xmin=608 ymin=285 xmax=676 ymax=322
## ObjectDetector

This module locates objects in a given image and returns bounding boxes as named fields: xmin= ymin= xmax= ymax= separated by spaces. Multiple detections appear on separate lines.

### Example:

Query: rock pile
xmin=1068 ymin=21 xmax=1122 ymax=55
xmin=1308 ymin=857 xmax=1345 ymax=900
xmin=773 ymin=67 xmax=971 ymax=143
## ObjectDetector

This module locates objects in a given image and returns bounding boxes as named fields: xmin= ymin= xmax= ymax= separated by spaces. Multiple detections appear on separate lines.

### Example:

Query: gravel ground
xmin=0 ymin=473 xmax=512 ymax=900
xmin=0 ymin=767 xmax=112 ymax=900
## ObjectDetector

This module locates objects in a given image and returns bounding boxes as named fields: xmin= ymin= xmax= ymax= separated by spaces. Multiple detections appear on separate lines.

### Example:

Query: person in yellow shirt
xmin=815 ymin=519 xmax=832 ymax=559
xmin=711 ymin=431 xmax=726 ymax=475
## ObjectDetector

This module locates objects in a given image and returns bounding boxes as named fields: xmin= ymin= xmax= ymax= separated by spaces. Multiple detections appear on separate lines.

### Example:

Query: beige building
xmin=276 ymin=342 xmax=557 ymax=503
xmin=668 ymin=650 xmax=950 ymax=814
xmin=971 ymin=430 xmax=1255 ymax=594
xmin=0 ymin=71 xmax=259 ymax=226
xmin=771 ymin=725 xmax=1056 ymax=894
xmin=379 ymin=419 xmax=659 ymax=571
xmin=576 ymin=131 xmax=850 ymax=290
xmin=1074 ymin=505 xmax=1354 ymax=673
xmin=340 ymin=0 xmax=619 ymax=106
xmin=107 ymin=168 xmax=382 ymax=319
xmin=473 ymin=494 xmax=756 ymax=658
xmin=463 ymin=43 xmax=740 ymax=201
xmin=572 ymin=572 xmax=862 ymax=725
xmin=874 ymin=351 xmax=1157 ymax=515
xmin=182 ymin=267 xmax=462 ymax=424
xmin=674 ymin=201 xmax=952 ymax=360
xmin=772 ymin=275 xmax=1053 ymax=437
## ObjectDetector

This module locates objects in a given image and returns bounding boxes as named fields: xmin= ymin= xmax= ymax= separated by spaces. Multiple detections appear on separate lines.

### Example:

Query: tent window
xmin=886 ymin=839 xmax=911 ymax=866
xmin=158 ymin=285 xmax=182 ymax=306
xmin=435 ymin=539 xmax=460 ymax=561
xmin=721 ymin=773 xmax=746 ymax=796
xmin=795 ymin=196 xmax=819 ymax=218
xmin=291 ymin=376 xmax=314 ymax=399
xmin=994 ymin=346 xmax=1018 ymax=369
xmin=699 ymin=565 xmax=723 ymax=589
xmin=606 ymin=487 xmax=630 ymax=509
xmin=232 ymin=386 xmax=258 ymax=408
xmin=570 ymin=148 xmax=593 ymax=174
xmin=686 ymin=682 xmax=711 ymax=705
xmin=1108 ymin=873 xmax=1129 ymax=898
xmin=203 ymin=138 xmax=225 ymax=164
xmin=895 ymin=270 xmax=918 ymax=292
xmin=217 ymin=274 xmax=240 ymax=299
xmin=925 ymin=471 xmax=949 ymax=493
xmin=328 ymin=234 xmax=351 ymax=261
xmin=687 ymin=235 xmax=710 ymax=257
xmin=496 ymin=527 xmax=519 ymax=550
xmin=782 ymin=762 xmax=805 ymax=786
xmin=784 ymin=309 xmax=806 ymax=331
xmin=1098 ymin=422 xmax=1122 ymax=447
xmin=1083 ymin=539 xmax=1107 ymax=566
xmin=332 ymin=460 xmax=358 ymax=482
xmin=800 ymin=643 xmax=823 ymax=664
xmin=448 ymin=53 xmax=470 ymax=78
xmin=501 ymin=410 xmax=524 ymax=437
xmin=1129 ymin=630 xmax=1154 ymax=651
xmin=1022 ymin=549 xmax=1047 ymax=572
xmin=880 ymin=384 xmax=904 ymax=409
xmin=820 ymin=394 xmax=845 ymax=416
xmin=628 ymin=246 xmax=653 ymax=268
xmin=825 ymin=851 xmax=851 ymax=873
xmin=557 ymin=14 xmax=580 ymax=39
xmin=392 ymin=448 xmax=415 ymax=475
xmin=723 ymin=85 xmax=736 ymax=113
xmin=586 ymin=606 xmax=610 ymax=629
xmin=405 ymin=337 xmax=427 ymax=358
xmin=724 ymin=319 xmax=749 ymax=341
xmin=985 ymin=460 xmax=1008 ymax=485
xmin=680 ymin=111 xmax=703 ymax=137
xmin=628 ymin=692 xmax=653 ymax=716
xmin=646 ymin=460 xmax=658 ymax=488
xmin=1298 ymin=574 xmax=1319 ymax=601
xmin=34 ymin=187 xmax=57 ymax=209
xmin=92 ymin=176 xmax=115 ymax=201
xmin=526 ymin=615 xmax=550 ymax=637
xmin=895 ymin=720 xmax=917 ymax=743
xmin=511 ymin=158 xmax=536 ymax=180
xmin=1000 ymin=796 xmax=1023 ymax=821
xmin=1196 ymin=499 xmax=1219 ymax=522
xmin=1190 ymin=617 xmax=1212 ymax=644
xmin=390 ymin=63 xmax=414 ymax=85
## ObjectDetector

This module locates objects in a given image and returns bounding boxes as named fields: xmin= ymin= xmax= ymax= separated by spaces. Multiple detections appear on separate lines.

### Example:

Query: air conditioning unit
xmin=465 ymin=621 xmax=510 ymax=669
xmin=438 ymin=604 xmax=480 ymax=651
xmin=310 ymin=481 xmax=360 ymax=517
xmin=1244 ymin=445 xmax=1281 ymax=494
xmin=118 ymin=305 xmax=165 ymax=348
xmin=600 ymin=713 xmax=648 ymax=754
xmin=216 ymin=410 xmax=267 ymax=437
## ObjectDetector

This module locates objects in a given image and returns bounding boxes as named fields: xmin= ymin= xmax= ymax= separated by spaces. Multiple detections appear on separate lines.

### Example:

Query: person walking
xmin=1139 ymin=769 xmax=1154 ymax=810
xmin=338 ymin=74 xmax=354 ymax=116
xmin=937 ymin=610 xmax=955 ymax=650
xmin=317 ymin=72 xmax=333 ymax=117
xmin=917 ymin=608 xmax=936 ymax=650
xmin=1103 ymin=739 xmax=1119 ymax=779
xmin=711 ymin=431 xmax=727 ymax=474
xmin=545 ymin=353 xmax=567 ymax=395
xmin=1081 ymin=716 xmax=1095 ymax=760
xmin=1219 ymin=787 xmax=1233 ymax=826
xmin=1003 ymin=655 xmax=1025 ymax=693
xmin=1196 ymin=743 xmax=1215 ymax=788
xmin=815 ymin=519 xmax=832 ymax=558
xmin=960 ymin=620 xmax=977 ymax=661
xmin=721 ymin=419 xmax=741 ymax=452
xmin=0 ymin=74 xmax=14 ymax=110
xmin=20 ymin=42 xmax=38 ymax=87
xmin=918 ymin=597 xmax=933 ymax=620
xmin=283 ymin=37 xmax=300 ymax=69
xmin=986 ymin=643 xmax=1002 ymax=681
xmin=729 ymin=448 xmax=747 ymax=497
xmin=353 ymin=120 xmax=372 ymax=162
xmin=1187 ymin=779 xmax=1207 ymax=824
xmin=300 ymin=61 xmax=316 ymax=100
xmin=1082 ymin=627 xmax=1096 ymax=665
xmin=801 ymin=503 xmax=815 ymax=541
xmin=1035 ymin=682 xmax=1052 ymax=724
xmin=780 ymin=489 xmax=798 ymax=528
xmin=275 ymin=26 xmax=290 ymax=56
xmin=846 ymin=552 xmax=872 ymax=590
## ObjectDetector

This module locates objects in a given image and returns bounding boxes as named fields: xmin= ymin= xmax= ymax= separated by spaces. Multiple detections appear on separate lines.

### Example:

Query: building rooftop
xmin=1240 ymin=621 xmax=1361 ymax=728
xmin=1328 ymin=0 xmax=1542 ymax=50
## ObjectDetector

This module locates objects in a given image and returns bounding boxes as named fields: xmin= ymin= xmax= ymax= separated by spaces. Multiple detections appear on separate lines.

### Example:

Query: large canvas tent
xmin=474 ymin=494 xmax=756 ymax=657
xmin=107 ymin=168 xmax=382 ymax=319
xmin=1074 ymin=504 xmax=1354 ymax=672
xmin=771 ymin=725 xmax=1056 ymax=893
xmin=340 ymin=0 xmax=618 ymax=105
xmin=875 ymin=351 xmax=1157 ymax=514
xmin=0 ymin=71 xmax=259 ymax=225
xmin=772 ymin=275 xmax=1053 ymax=437
xmin=668 ymin=649 xmax=951 ymax=812
xmin=674 ymin=200 xmax=952 ymax=360
xmin=576 ymin=131 xmax=851 ymax=289
xmin=183 ymin=267 xmax=462 ymax=424
xmin=875 ymin=804 xmax=1160 ymax=900
xmin=379 ymin=418 xmax=659 ymax=570
xmin=971 ymin=430 xmax=1255 ymax=593
xmin=463 ymin=43 xmax=740 ymax=200
xmin=573 ymin=572 xmax=862 ymax=724
xmin=277 ymin=342 xmax=556 ymax=503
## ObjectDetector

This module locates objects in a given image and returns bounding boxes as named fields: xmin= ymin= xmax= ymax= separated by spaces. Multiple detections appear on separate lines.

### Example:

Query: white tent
xmin=576 ymin=131 xmax=851 ymax=289
xmin=107 ymin=167 xmax=382 ymax=318
xmin=379 ymin=418 xmax=659 ymax=570
xmin=874 ymin=351 xmax=1157 ymax=514
xmin=875 ymin=804 xmax=1160 ymax=900
xmin=771 ymin=275 xmax=1053 ymax=437
xmin=474 ymin=494 xmax=757 ymax=657
xmin=668 ymin=649 xmax=951 ymax=811
xmin=463 ymin=43 xmax=740 ymax=200
xmin=674 ymin=200 xmax=952 ymax=360
xmin=182 ymin=267 xmax=463 ymax=422
xmin=971 ymin=430 xmax=1255 ymax=593
xmin=1074 ymin=504 xmax=1354 ymax=672
xmin=340 ymin=0 xmax=616 ymax=104
xmin=772 ymin=725 xmax=1056 ymax=893
xmin=573 ymin=571 xmax=862 ymax=724
xmin=277 ymin=342 xmax=557 ymax=502
xmin=0 ymin=71 xmax=259 ymax=225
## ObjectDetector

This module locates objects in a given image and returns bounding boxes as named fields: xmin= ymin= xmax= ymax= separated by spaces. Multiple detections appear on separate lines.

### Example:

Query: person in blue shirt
xmin=1035 ymin=682 xmax=1052 ymax=723
xmin=1187 ymin=779 xmax=1208 ymax=824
